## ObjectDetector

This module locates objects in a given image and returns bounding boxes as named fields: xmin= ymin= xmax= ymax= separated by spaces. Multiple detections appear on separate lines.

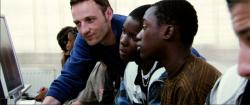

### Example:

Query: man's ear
xmin=161 ymin=25 xmax=175 ymax=40
xmin=105 ymin=7 xmax=113 ymax=21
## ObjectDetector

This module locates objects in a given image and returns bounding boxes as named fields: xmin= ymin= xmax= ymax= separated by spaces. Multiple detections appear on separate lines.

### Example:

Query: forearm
xmin=43 ymin=96 xmax=61 ymax=105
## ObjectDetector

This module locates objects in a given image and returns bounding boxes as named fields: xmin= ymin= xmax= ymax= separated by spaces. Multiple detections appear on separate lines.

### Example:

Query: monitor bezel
xmin=0 ymin=15 xmax=24 ymax=99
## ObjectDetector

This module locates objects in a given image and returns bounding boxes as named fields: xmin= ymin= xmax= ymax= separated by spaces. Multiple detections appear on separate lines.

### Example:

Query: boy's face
xmin=231 ymin=1 xmax=250 ymax=78
xmin=66 ymin=34 xmax=76 ymax=53
xmin=137 ymin=7 xmax=163 ymax=60
xmin=119 ymin=16 xmax=141 ymax=61
xmin=71 ymin=0 xmax=112 ymax=46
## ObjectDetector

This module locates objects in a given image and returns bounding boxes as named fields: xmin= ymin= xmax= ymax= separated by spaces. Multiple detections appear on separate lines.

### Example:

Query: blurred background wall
xmin=1 ymin=0 xmax=238 ymax=73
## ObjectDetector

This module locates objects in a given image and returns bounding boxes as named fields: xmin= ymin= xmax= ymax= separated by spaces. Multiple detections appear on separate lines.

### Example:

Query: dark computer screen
xmin=0 ymin=81 xmax=4 ymax=97
xmin=0 ymin=16 xmax=24 ymax=97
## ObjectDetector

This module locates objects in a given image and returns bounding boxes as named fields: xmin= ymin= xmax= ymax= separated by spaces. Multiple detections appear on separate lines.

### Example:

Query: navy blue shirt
xmin=47 ymin=14 xmax=127 ymax=103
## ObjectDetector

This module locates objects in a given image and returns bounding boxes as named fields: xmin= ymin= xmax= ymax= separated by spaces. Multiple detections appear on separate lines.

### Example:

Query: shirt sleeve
xmin=114 ymin=80 xmax=132 ymax=105
xmin=46 ymin=33 xmax=97 ymax=103
xmin=191 ymin=47 xmax=206 ymax=60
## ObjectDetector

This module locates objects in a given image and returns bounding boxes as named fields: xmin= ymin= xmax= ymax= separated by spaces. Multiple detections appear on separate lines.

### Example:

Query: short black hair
xmin=226 ymin=0 xmax=249 ymax=10
xmin=70 ymin=0 xmax=111 ymax=13
xmin=57 ymin=26 xmax=77 ymax=52
xmin=129 ymin=4 xmax=151 ymax=29
xmin=152 ymin=0 xmax=198 ymax=48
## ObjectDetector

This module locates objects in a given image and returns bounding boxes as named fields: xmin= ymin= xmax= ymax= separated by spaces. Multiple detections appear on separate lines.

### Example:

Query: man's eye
xmin=86 ymin=18 xmax=95 ymax=23
xmin=238 ymin=29 xmax=250 ymax=46
xmin=74 ymin=21 xmax=81 ymax=27
xmin=244 ymin=35 xmax=250 ymax=46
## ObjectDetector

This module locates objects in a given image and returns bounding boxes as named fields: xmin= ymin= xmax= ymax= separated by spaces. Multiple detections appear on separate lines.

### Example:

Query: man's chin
xmin=238 ymin=64 xmax=250 ymax=78
xmin=86 ymin=40 xmax=98 ymax=46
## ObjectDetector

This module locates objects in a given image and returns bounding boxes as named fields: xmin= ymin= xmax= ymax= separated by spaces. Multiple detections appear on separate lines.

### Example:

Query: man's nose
xmin=79 ymin=23 xmax=90 ymax=36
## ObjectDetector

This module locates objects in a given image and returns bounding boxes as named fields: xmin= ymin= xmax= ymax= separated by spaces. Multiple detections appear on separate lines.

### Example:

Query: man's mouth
xmin=85 ymin=34 xmax=93 ymax=41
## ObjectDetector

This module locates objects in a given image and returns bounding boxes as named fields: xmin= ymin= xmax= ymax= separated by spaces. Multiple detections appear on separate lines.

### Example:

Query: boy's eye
xmin=121 ymin=27 xmax=137 ymax=41
xmin=127 ymin=33 xmax=137 ymax=41
xmin=121 ymin=28 xmax=124 ymax=32
xmin=122 ymin=30 xmax=127 ymax=35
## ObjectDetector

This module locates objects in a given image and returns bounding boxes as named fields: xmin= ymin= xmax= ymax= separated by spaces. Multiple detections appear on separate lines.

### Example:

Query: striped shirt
xmin=161 ymin=55 xmax=221 ymax=105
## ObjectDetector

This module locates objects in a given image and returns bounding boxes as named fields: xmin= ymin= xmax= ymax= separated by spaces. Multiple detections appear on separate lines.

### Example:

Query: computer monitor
xmin=0 ymin=15 xmax=24 ymax=103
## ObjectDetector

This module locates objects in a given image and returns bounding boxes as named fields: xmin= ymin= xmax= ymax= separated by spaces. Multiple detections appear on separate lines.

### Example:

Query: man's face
xmin=231 ymin=1 xmax=250 ymax=78
xmin=119 ymin=16 xmax=140 ymax=61
xmin=71 ymin=1 xmax=111 ymax=46
xmin=136 ymin=7 xmax=163 ymax=60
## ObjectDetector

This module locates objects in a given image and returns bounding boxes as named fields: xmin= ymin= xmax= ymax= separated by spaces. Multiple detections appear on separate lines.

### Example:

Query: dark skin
xmin=136 ymin=6 xmax=191 ymax=78
xmin=119 ymin=16 xmax=154 ymax=75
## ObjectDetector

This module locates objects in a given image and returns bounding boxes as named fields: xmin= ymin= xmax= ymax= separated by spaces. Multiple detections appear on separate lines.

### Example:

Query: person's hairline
xmin=127 ymin=16 xmax=140 ymax=24
xmin=227 ymin=0 xmax=250 ymax=11
xmin=147 ymin=5 xmax=167 ymax=27
xmin=70 ymin=0 xmax=112 ymax=14
xmin=151 ymin=1 xmax=198 ymax=48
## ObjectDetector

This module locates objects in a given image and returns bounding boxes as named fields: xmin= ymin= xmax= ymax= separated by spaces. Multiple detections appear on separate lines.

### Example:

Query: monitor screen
xmin=0 ymin=16 xmax=24 ymax=98
xmin=0 ymin=76 xmax=4 ymax=97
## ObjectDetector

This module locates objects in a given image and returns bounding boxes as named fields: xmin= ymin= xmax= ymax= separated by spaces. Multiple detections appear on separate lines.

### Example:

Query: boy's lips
xmin=119 ymin=48 xmax=127 ymax=55
xmin=136 ymin=41 xmax=142 ymax=51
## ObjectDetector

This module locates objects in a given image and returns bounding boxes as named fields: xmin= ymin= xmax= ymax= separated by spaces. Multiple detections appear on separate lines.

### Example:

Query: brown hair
xmin=226 ymin=0 xmax=250 ymax=10
xmin=70 ymin=0 xmax=111 ymax=13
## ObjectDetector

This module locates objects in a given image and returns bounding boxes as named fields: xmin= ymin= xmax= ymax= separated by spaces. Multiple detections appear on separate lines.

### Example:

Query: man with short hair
xmin=43 ymin=0 xmax=127 ymax=104
xmin=136 ymin=0 xmax=221 ymax=104
xmin=206 ymin=0 xmax=250 ymax=104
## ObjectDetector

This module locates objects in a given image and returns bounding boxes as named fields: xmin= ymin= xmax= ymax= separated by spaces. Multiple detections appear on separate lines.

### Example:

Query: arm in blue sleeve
xmin=46 ymin=34 xmax=97 ymax=103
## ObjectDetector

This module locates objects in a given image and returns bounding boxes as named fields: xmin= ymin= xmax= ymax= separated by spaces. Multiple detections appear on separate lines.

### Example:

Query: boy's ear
xmin=105 ymin=7 xmax=113 ymax=21
xmin=161 ymin=25 xmax=175 ymax=40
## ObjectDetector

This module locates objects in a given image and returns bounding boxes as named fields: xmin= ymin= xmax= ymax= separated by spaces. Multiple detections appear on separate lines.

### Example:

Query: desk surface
xmin=17 ymin=99 xmax=42 ymax=105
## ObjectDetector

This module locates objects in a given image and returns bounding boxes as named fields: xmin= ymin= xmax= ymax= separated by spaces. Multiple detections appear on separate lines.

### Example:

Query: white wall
xmin=1 ymin=0 xmax=239 ymax=53
xmin=1 ymin=0 xmax=239 ymax=72
xmin=1 ymin=0 xmax=74 ymax=53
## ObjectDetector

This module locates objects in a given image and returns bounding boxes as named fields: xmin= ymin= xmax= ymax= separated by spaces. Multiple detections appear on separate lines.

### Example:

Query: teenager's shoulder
xmin=207 ymin=65 xmax=248 ymax=104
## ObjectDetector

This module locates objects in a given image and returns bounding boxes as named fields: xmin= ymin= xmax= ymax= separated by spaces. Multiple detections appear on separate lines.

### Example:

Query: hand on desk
xmin=35 ymin=87 xmax=48 ymax=102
